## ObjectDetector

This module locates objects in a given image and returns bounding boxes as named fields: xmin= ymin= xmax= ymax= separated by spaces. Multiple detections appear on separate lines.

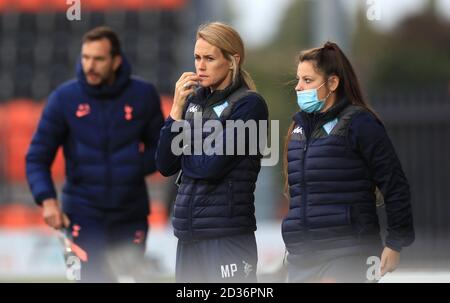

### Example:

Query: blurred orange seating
xmin=0 ymin=0 xmax=187 ymax=12
xmin=0 ymin=203 xmax=45 ymax=229
xmin=0 ymin=99 xmax=65 ymax=183
xmin=147 ymin=200 xmax=169 ymax=228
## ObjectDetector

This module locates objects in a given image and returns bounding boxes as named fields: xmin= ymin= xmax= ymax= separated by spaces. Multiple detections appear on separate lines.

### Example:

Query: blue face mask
xmin=296 ymin=81 xmax=331 ymax=113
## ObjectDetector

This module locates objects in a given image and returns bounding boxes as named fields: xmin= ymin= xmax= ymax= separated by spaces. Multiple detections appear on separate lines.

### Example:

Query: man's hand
xmin=42 ymin=198 xmax=70 ymax=229
xmin=380 ymin=246 xmax=400 ymax=276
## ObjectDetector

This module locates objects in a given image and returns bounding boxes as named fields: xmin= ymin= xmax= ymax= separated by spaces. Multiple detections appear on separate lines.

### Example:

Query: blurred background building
xmin=0 ymin=0 xmax=449 ymax=282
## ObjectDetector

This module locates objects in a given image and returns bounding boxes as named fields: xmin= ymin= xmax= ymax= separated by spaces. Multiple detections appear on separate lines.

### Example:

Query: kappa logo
xmin=292 ymin=126 xmax=303 ymax=134
xmin=187 ymin=104 xmax=200 ymax=113
xmin=76 ymin=103 xmax=90 ymax=118
xmin=242 ymin=260 xmax=253 ymax=278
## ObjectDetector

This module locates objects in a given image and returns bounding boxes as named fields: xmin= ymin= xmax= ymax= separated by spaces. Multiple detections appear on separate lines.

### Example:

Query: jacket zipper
xmin=301 ymin=140 xmax=309 ymax=230
xmin=188 ymin=180 xmax=197 ymax=238
xmin=102 ymin=100 xmax=111 ymax=204
xmin=301 ymin=114 xmax=319 ymax=232
xmin=228 ymin=181 xmax=233 ymax=217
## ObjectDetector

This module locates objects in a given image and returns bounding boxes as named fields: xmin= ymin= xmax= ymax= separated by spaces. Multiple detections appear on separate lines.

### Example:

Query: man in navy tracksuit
xmin=26 ymin=26 xmax=164 ymax=282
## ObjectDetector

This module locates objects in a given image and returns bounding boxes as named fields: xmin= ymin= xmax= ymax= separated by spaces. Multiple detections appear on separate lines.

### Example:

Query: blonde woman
xmin=156 ymin=22 xmax=268 ymax=283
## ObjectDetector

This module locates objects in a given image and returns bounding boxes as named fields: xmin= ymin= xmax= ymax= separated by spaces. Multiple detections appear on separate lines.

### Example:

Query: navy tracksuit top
xmin=26 ymin=55 xmax=164 ymax=219
xmin=282 ymin=99 xmax=415 ymax=253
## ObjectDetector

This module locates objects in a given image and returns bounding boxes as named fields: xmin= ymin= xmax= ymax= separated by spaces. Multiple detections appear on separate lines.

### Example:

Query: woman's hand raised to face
xmin=170 ymin=72 xmax=200 ymax=121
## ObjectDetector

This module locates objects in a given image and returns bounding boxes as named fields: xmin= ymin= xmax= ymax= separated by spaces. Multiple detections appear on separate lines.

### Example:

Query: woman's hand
xmin=380 ymin=246 xmax=400 ymax=276
xmin=170 ymin=72 xmax=200 ymax=120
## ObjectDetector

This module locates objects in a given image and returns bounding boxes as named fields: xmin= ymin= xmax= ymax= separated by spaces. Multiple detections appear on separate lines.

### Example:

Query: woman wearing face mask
xmin=156 ymin=22 xmax=268 ymax=283
xmin=282 ymin=41 xmax=415 ymax=282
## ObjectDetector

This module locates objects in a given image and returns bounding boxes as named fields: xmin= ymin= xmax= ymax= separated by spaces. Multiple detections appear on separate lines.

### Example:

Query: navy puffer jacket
xmin=26 ymin=56 xmax=164 ymax=219
xmin=282 ymin=99 xmax=414 ymax=253
xmin=156 ymin=79 xmax=268 ymax=241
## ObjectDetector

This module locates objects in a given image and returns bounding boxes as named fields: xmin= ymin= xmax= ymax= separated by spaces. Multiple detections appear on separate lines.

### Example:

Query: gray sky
xmin=228 ymin=0 xmax=450 ymax=49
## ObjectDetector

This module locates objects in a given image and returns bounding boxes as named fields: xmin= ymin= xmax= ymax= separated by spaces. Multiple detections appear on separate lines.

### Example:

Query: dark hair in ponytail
xmin=283 ymin=41 xmax=380 ymax=195
xmin=299 ymin=41 xmax=378 ymax=115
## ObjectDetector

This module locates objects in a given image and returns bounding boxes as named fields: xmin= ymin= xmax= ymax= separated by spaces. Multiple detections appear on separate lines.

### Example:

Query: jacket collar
xmin=192 ymin=76 xmax=246 ymax=107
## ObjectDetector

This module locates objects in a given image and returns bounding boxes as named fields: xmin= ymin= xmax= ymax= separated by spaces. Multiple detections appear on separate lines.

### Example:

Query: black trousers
xmin=286 ymin=241 xmax=383 ymax=283
xmin=176 ymin=233 xmax=258 ymax=283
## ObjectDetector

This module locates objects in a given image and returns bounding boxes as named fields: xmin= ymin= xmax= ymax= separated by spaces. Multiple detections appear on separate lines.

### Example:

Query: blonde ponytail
xmin=240 ymin=68 xmax=256 ymax=90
